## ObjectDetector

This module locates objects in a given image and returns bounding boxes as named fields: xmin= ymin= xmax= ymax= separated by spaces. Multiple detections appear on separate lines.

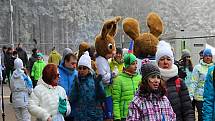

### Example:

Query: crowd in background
xmin=0 ymin=40 xmax=214 ymax=121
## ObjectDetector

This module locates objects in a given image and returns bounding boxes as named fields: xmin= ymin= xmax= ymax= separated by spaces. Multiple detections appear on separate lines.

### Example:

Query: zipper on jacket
xmin=123 ymin=100 xmax=125 ymax=117
xmin=131 ymin=77 xmax=135 ymax=95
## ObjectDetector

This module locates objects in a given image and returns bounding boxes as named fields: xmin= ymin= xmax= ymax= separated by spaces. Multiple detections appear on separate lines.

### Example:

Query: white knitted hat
xmin=14 ymin=58 xmax=24 ymax=69
xmin=155 ymin=40 xmax=174 ymax=64
xmin=78 ymin=51 xmax=91 ymax=69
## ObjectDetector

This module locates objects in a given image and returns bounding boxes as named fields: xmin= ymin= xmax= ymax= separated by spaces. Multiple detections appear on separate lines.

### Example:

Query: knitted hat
xmin=14 ymin=58 xmax=23 ymax=69
xmin=155 ymin=40 xmax=174 ymax=64
xmin=124 ymin=53 xmax=136 ymax=68
xmin=37 ymin=53 xmax=43 ymax=58
xmin=141 ymin=63 xmax=160 ymax=81
xmin=181 ymin=49 xmax=191 ymax=59
xmin=203 ymin=48 xmax=212 ymax=57
xmin=62 ymin=48 xmax=73 ymax=60
xmin=78 ymin=51 xmax=91 ymax=69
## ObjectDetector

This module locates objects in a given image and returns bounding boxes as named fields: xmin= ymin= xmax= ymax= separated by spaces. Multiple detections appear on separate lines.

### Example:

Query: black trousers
xmin=195 ymin=100 xmax=203 ymax=121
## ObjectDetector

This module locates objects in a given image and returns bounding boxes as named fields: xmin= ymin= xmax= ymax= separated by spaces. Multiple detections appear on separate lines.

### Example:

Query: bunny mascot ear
xmin=147 ymin=12 xmax=163 ymax=38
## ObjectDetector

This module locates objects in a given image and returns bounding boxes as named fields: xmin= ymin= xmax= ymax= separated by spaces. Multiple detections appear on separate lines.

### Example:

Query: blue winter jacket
xmin=58 ymin=62 xmax=78 ymax=97
xmin=203 ymin=65 xmax=215 ymax=121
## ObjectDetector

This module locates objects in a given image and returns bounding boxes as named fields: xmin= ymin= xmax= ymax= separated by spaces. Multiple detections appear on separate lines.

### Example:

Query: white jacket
xmin=28 ymin=81 xmax=71 ymax=121
xmin=96 ymin=56 xmax=112 ymax=84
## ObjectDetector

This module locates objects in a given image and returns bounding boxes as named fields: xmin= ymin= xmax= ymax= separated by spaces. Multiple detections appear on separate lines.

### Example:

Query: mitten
xmin=58 ymin=97 xmax=67 ymax=115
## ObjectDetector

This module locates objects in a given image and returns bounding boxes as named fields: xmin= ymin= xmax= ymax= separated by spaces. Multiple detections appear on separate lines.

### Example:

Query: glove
xmin=58 ymin=97 xmax=67 ymax=115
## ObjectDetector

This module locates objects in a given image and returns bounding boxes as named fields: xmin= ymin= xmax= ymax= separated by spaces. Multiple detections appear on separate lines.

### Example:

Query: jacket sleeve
xmin=112 ymin=77 xmax=121 ymax=120
xmin=28 ymin=90 xmax=51 ymax=121
xmin=31 ymin=63 xmax=35 ymax=77
xmin=203 ymin=66 xmax=214 ymax=121
xmin=96 ymin=58 xmax=111 ymax=84
xmin=179 ymin=80 xmax=195 ymax=121
xmin=127 ymin=101 xmax=141 ymax=121
xmin=60 ymin=87 xmax=71 ymax=116
xmin=190 ymin=65 xmax=200 ymax=97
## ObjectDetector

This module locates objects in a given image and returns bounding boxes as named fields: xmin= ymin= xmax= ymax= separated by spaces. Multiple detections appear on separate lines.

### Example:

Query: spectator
xmin=31 ymin=53 xmax=46 ymax=88
xmin=127 ymin=63 xmax=176 ymax=121
xmin=112 ymin=53 xmax=141 ymax=121
xmin=10 ymin=58 xmax=33 ymax=121
xmin=156 ymin=41 xmax=194 ymax=121
xmin=58 ymin=48 xmax=78 ymax=121
xmin=202 ymin=64 xmax=215 ymax=121
xmin=178 ymin=49 xmax=194 ymax=99
xmin=28 ymin=48 xmax=38 ymax=75
xmin=191 ymin=48 xmax=214 ymax=121
xmin=16 ymin=43 xmax=28 ymax=67
xmin=70 ymin=51 xmax=105 ymax=121
xmin=4 ymin=47 xmax=14 ymax=85
xmin=109 ymin=47 xmax=124 ymax=74
xmin=28 ymin=64 xmax=71 ymax=121
xmin=1 ymin=46 xmax=7 ymax=84
xmin=48 ymin=47 xmax=61 ymax=65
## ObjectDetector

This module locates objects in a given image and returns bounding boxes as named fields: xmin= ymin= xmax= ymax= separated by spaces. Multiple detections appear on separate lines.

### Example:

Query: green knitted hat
xmin=124 ymin=53 xmax=136 ymax=68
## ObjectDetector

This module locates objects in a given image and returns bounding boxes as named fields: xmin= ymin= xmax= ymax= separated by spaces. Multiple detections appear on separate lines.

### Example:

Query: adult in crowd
xmin=178 ymin=49 xmax=194 ymax=100
xmin=191 ymin=48 xmax=214 ymax=121
xmin=1 ymin=46 xmax=7 ymax=84
xmin=28 ymin=48 xmax=38 ymax=77
xmin=4 ymin=47 xmax=14 ymax=84
xmin=10 ymin=58 xmax=33 ymax=121
xmin=112 ymin=53 xmax=141 ymax=121
xmin=109 ymin=47 xmax=124 ymax=74
xmin=28 ymin=64 xmax=71 ymax=121
xmin=127 ymin=63 xmax=176 ymax=121
xmin=31 ymin=53 xmax=46 ymax=88
xmin=16 ymin=43 xmax=28 ymax=67
xmin=156 ymin=41 xmax=194 ymax=121
xmin=202 ymin=64 xmax=215 ymax=121
xmin=48 ymin=47 xmax=61 ymax=66
xmin=70 ymin=51 xmax=105 ymax=121
xmin=58 ymin=48 xmax=78 ymax=121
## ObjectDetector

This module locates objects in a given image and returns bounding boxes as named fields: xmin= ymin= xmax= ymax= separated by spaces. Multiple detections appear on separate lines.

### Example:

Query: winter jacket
xmin=166 ymin=76 xmax=194 ymax=121
xmin=10 ymin=69 xmax=33 ymax=108
xmin=31 ymin=60 xmax=46 ymax=81
xmin=28 ymin=54 xmax=37 ymax=74
xmin=112 ymin=72 xmax=141 ymax=120
xmin=16 ymin=47 xmax=28 ymax=67
xmin=58 ymin=62 xmax=78 ymax=97
xmin=109 ymin=59 xmax=124 ymax=73
xmin=127 ymin=92 xmax=176 ymax=121
xmin=191 ymin=59 xmax=214 ymax=101
xmin=48 ymin=50 xmax=61 ymax=65
xmin=28 ymin=81 xmax=71 ymax=121
xmin=96 ymin=56 xmax=112 ymax=97
xmin=1 ymin=51 xmax=5 ymax=67
xmin=4 ymin=52 xmax=14 ymax=69
xmin=202 ymin=65 xmax=215 ymax=121
xmin=180 ymin=67 xmax=193 ymax=100
xmin=70 ymin=72 xmax=105 ymax=121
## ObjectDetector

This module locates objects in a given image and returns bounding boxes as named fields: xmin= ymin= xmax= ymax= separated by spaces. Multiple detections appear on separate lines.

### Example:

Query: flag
xmin=128 ymin=40 xmax=134 ymax=53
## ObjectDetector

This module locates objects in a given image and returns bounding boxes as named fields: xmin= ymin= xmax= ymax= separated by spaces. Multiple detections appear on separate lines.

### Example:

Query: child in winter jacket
xmin=31 ymin=53 xmax=46 ymax=88
xmin=10 ymin=58 xmax=33 ymax=121
xmin=70 ymin=52 xmax=105 ymax=121
xmin=127 ymin=63 xmax=176 ymax=121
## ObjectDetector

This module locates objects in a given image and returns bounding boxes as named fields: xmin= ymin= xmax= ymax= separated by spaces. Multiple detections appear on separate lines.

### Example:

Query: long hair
xmin=179 ymin=58 xmax=193 ymax=72
xmin=138 ymin=78 xmax=166 ymax=98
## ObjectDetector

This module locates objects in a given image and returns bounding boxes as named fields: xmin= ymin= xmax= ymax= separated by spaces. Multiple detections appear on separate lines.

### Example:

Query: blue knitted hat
xmin=203 ymin=48 xmax=212 ymax=57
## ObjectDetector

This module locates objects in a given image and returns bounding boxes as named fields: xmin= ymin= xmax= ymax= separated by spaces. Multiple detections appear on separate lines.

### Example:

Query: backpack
xmin=175 ymin=78 xmax=181 ymax=93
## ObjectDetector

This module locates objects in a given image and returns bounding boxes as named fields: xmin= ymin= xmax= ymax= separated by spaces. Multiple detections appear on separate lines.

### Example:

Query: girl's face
xmin=147 ymin=74 xmax=161 ymax=90
xmin=203 ymin=55 xmax=213 ymax=64
xmin=158 ymin=56 xmax=172 ymax=69
xmin=78 ymin=66 xmax=89 ymax=77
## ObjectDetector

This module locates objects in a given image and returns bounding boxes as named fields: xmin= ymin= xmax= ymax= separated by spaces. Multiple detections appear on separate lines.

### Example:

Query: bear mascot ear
xmin=147 ymin=12 xmax=163 ymax=38
xmin=122 ymin=17 xmax=140 ymax=41
xmin=95 ymin=16 xmax=121 ymax=58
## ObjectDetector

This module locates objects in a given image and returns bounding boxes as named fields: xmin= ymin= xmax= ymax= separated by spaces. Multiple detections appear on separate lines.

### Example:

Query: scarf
xmin=159 ymin=64 xmax=178 ymax=81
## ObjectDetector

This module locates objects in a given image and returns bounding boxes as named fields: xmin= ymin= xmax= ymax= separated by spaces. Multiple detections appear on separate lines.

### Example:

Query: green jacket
xmin=31 ymin=60 xmax=46 ymax=80
xmin=112 ymin=72 xmax=141 ymax=120
xmin=109 ymin=59 xmax=124 ymax=73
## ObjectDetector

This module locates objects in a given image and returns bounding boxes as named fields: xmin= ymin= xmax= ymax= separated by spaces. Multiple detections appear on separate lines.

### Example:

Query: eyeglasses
xmin=78 ymin=66 xmax=88 ymax=70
